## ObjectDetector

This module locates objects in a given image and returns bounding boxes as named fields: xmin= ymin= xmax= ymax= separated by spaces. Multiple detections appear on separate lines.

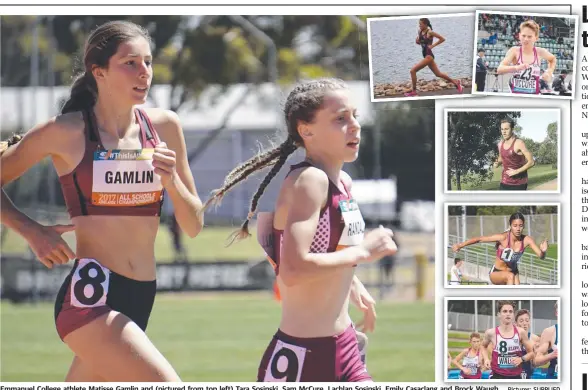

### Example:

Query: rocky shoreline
xmin=374 ymin=77 xmax=473 ymax=98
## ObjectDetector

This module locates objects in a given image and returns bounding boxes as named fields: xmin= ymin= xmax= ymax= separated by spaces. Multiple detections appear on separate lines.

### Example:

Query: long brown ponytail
xmin=61 ymin=20 xmax=151 ymax=114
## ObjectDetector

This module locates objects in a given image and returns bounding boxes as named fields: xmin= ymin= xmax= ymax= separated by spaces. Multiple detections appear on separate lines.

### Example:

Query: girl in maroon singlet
xmin=452 ymin=212 xmax=548 ymax=285
xmin=453 ymin=332 xmax=486 ymax=379
xmin=1 ymin=20 xmax=203 ymax=381
xmin=202 ymin=79 xmax=397 ymax=382
xmin=404 ymin=18 xmax=464 ymax=97
xmin=497 ymin=19 xmax=557 ymax=95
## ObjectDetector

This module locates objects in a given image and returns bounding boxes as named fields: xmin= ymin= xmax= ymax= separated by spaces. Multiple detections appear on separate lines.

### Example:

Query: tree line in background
xmin=1 ymin=15 xmax=372 ymax=111
xmin=447 ymin=111 xmax=558 ymax=190
xmin=1 ymin=15 xmax=437 ymax=207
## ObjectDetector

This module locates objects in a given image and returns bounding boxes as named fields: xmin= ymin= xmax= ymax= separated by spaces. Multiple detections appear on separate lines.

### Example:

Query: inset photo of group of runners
xmin=446 ymin=299 xmax=559 ymax=381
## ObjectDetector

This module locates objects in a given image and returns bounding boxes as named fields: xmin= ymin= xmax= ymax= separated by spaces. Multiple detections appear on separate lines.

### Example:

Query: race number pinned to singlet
xmin=264 ymin=340 xmax=307 ymax=382
xmin=92 ymin=149 xmax=163 ymax=207
xmin=70 ymin=258 xmax=110 ymax=308
xmin=511 ymin=65 xmax=540 ymax=94
xmin=500 ymin=248 xmax=514 ymax=262
xmin=338 ymin=199 xmax=365 ymax=247
xmin=497 ymin=355 xmax=516 ymax=368
xmin=257 ymin=212 xmax=277 ymax=268
xmin=465 ymin=364 xmax=478 ymax=376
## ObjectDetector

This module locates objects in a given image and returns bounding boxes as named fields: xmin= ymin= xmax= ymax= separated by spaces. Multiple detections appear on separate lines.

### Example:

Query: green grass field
xmin=448 ymin=332 xmax=470 ymax=340
xmin=0 ymin=293 xmax=434 ymax=382
xmin=2 ymin=225 xmax=264 ymax=262
xmin=450 ymin=164 xmax=557 ymax=191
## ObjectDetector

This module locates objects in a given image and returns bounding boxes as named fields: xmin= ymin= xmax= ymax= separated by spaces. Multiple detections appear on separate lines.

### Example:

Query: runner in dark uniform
xmin=535 ymin=302 xmax=559 ymax=379
xmin=404 ymin=18 xmax=464 ymax=97
xmin=515 ymin=309 xmax=540 ymax=379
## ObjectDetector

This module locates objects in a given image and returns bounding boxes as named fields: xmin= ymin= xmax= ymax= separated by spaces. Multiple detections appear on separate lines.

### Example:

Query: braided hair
xmin=202 ymin=78 xmax=349 ymax=244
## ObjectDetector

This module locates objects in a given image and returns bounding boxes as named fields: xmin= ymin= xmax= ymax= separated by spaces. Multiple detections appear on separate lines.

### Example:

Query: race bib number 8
xmin=92 ymin=149 xmax=163 ymax=207
xmin=264 ymin=340 xmax=307 ymax=382
xmin=70 ymin=258 xmax=110 ymax=308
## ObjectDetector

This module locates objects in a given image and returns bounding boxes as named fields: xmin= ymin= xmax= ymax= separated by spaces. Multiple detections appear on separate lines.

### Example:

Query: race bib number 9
xmin=338 ymin=199 xmax=365 ymax=247
xmin=70 ymin=258 xmax=110 ymax=308
xmin=92 ymin=149 xmax=163 ymax=207
xmin=264 ymin=340 xmax=307 ymax=382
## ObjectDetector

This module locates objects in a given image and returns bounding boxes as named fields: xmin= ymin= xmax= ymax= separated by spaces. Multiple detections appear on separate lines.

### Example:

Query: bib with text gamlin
xmin=92 ymin=149 xmax=163 ymax=207
xmin=337 ymin=199 xmax=365 ymax=248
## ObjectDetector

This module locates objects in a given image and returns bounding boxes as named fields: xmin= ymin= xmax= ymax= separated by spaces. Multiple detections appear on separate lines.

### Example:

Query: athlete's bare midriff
xmin=272 ymin=171 xmax=354 ymax=338
xmin=53 ymin=111 xmax=160 ymax=281
xmin=278 ymin=267 xmax=354 ymax=338
xmin=73 ymin=216 xmax=159 ymax=280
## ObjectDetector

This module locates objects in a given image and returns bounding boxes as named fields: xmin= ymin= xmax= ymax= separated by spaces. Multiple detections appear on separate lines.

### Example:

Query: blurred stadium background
xmin=446 ymin=205 xmax=559 ymax=286
xmin=1 ymin=15 xmax=435 ymax=381
xmin=476 ymin=12 xmax=575 ymax=94
xmin=446 ymin=299 xmax=558 ymax=380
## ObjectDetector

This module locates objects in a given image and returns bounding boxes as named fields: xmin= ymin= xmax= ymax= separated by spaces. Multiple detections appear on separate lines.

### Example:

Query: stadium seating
xmin=477 ymin=15 xmax=574 ymax=73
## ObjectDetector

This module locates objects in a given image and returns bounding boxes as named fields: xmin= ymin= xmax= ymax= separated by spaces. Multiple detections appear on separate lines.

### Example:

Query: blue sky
xmin=516 ymin=110 xmax=559 ymax=142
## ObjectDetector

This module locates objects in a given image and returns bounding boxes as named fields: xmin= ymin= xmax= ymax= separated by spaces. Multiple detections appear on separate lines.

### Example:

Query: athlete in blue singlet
xmin=535 ymin=302 xmax=559 ymax=379
xmin=515 ymin=309 xmax=540 ymax=379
